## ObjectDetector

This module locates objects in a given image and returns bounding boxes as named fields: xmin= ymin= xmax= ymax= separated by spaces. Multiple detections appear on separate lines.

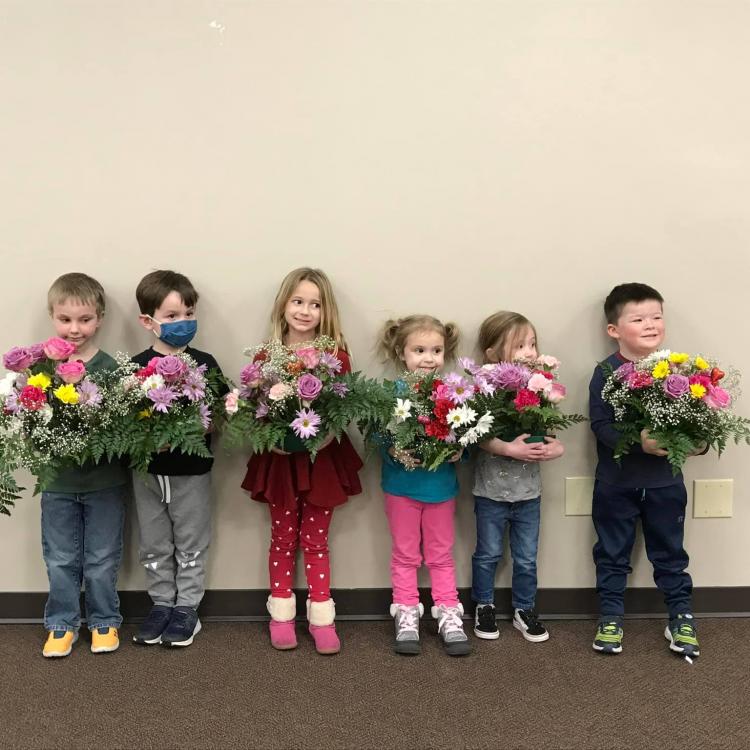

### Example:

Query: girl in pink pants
xmin=376 ymin=315 xmax=472 ymax=657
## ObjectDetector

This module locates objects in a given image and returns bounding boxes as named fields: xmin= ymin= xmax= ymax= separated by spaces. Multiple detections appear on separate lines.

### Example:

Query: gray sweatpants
xmin=132 ymin=472 xmax=212 ymax=609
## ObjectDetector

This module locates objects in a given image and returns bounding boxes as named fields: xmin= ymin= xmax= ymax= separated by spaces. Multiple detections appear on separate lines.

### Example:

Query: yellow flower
xmin=54 ymin=383 xmax=79 ymax=405
xmin=27 ymin=373 xmax=52 ymax=391
xmin=689 ymin=384 xmax=706 ymax=399
xmin=137 ymin=408 xmax=152 ymax=420
xmin=668 ymin=352 xmax=689 ymax=365
xmin=651 ymin=360 xmax=670 ymax=379
xmin=694 ymin=356 xmax=709 ymax=370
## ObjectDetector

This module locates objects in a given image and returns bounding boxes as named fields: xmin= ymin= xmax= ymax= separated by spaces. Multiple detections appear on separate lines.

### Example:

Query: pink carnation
xmin=535 ymin=354 xmax=560 ymax=369
xmin=626 ymin=371 xmax=654 ymax=389
xmin=527 ymin=373 xmax=553 ymax=394
xmin=55 ymin=360 xmax=86 ymax=384
xmin=296 ymin=348 xmax=320 ymax=369
xmin=43 ymin=337 xmax=77 ymax=361
xmin=268 ymin=382 xmax=293 ymax=401
xmin=224 ymin=388 xmax=240 ymax=415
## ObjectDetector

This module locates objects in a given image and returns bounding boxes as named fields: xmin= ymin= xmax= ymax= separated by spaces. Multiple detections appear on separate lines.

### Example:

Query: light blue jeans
xmin=41 ymin=486 xmax=126 ymax=632
xmin=471 ymin=495 xmax=541 ymax=611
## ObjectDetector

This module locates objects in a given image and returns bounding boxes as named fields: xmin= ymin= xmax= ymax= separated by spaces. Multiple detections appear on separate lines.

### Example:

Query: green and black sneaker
xmin=592 ymin=619 xmax=623 ymax=654
xmin=665 ymin=614 xmax=700 ymax=657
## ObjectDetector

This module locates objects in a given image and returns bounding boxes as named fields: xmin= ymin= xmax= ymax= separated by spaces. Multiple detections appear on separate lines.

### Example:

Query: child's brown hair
xmin=377 ymin=314 xmax=459 ymax=366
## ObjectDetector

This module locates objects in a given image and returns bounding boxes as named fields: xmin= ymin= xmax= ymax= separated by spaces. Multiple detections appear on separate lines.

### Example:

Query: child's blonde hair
xmin=478 ymin=311 xmax=537 ymax=363
xmin=270 ymin=267 xmax=347 ymax=351
xmin=377 ymin=314 xmax=460 ymax=366
xmin=47 ymin=272 xmax=106 ymax=317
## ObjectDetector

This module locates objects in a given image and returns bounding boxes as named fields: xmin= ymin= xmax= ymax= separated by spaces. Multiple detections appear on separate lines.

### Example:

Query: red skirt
xmin=241 ymin=434 xmax=363 ymax=511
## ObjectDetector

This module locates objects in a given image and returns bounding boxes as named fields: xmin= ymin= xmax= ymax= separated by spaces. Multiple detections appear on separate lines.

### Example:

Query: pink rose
xmin=296 ymin=348 xmax=320 ymax=369
xmin=527 ymin=373 xmax=553 ymax=394
xmin=43 ymin=337 xmax=77 ymax=361
xmin=268 ymin=382 xmax=293 ymax=401
xmin=55 ymin=360 xmax=86 ymax=384
xmin=2 ymin=347 xmax=34 ymax=372
xmin=547 ymin=382 xmax=567 ymax=404
xmin=224 ymin=388 xmax=240 ymax=415
xmin=703 ymin=385 xmax=731 ymax=409
xmin=240 ymin=362 xmax=263 ymax=388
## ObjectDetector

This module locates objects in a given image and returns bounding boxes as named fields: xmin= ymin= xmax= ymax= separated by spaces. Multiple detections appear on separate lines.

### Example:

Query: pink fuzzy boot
xmin=307 ymin=598 xmax=340 ymax=655
xmin=267 ymin=594 xmax=297 ymax=650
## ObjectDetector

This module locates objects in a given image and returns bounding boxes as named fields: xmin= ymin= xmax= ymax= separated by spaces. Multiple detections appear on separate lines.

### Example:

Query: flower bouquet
xmin=103 ymin=352 xmax=220 ymax=473
xmin=0 ymin=338 xmax=115 ymax=513
xmin=458 ymin=355 xmax=586 ymax=444
xmin=221 ymin=336 xmax=386 ymax=457
xmin=368 ymin=370 xmax=496 ymax=472
xmin=601 ymin=350 xmax=750 ymax=473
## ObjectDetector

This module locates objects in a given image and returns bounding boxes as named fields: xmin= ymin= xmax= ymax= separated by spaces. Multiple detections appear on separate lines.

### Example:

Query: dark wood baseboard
xmin=1 ymin=587 xmax=748 ymax=621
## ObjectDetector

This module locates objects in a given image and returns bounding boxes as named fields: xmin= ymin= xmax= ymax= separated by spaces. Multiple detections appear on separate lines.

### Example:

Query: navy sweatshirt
xmin=589 ymin=352 xmax=681 ymax=488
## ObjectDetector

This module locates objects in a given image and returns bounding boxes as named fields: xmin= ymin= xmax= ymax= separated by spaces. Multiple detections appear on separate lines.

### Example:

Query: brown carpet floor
xmin=0 ymin=618 xmax=746 ymax=750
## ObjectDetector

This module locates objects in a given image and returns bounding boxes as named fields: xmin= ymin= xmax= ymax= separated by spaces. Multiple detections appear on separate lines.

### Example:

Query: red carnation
xmin=432 ymin=398 xmax=453 ymax=420
xmin=425 ymin=419 xmax=450 ymax=439
xmin=136 ymin=365 xmax=156 ymax=379
xmin=534 ymin=370 xmax=554 ymax=380
xmin=513 ymin=388 xmax=541 ymax=411
xmin=20 ymin=385 xmax=47 ymax=411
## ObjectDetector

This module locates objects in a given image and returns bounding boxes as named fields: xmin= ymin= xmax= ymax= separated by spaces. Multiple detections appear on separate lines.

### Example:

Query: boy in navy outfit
xmin=589 ymin=283 xmax=700 ymax=657
xmin=131 ymin=270 xmax=225 ymax=647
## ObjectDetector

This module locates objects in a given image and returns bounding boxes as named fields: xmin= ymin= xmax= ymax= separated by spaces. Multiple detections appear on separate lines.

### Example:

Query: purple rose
xmin=3 ymin=347 xmax=34 ymax=372
xmin=155 ymin=355 xmax=187 ymax=382
xmin=297 ymin=373 xmax=323 ymax=401
xmin=240 ymin=362 xmax=263 ymax=387
xmin=663 ymin=374 xmax=690 ymax=399
xmin=28 ymin=343 xmax=46 ymax=364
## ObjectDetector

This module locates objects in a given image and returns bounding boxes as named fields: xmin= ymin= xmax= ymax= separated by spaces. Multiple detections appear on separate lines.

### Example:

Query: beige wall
xmin=2 ymin=1 xmax=749 ymax=596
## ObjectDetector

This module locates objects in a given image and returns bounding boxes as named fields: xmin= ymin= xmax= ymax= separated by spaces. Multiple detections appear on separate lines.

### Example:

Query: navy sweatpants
xmin=592 ymin=479 xmax=693 ymax=620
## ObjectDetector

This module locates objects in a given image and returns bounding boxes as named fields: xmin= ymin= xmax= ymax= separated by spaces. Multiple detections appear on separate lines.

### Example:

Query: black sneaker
xmin=665 ymin=614 xmax=700 ymax=658
xmin=513 ymin=608 xmax=549 ymax=642
xmin=474 ymin=603 xmax=499 ymax=640
xmin=161 ymin=606 xmax=202 ymax=647
xmin=592 ymin=619 xmax=623 ymax=654
xmin=133 ymin=605 xmax=173 ymax=645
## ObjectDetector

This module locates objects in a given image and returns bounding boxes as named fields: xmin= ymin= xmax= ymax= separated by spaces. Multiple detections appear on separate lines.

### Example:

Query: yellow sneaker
xmin=91 ymin=627 xmax=119 ymax=654
xmin=43 ymin=630 xmax=78 ymax=658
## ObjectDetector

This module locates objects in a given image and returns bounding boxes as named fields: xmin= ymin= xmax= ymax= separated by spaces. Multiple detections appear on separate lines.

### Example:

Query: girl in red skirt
xmin=241 ymin=267 xmax=363 ymax=654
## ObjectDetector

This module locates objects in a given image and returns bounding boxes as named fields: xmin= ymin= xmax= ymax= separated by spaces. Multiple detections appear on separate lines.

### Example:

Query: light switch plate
xmin=565 ymin=477 xmax=594 ymax=515
xmin=693 ymin=479 xmax=733 ymax=518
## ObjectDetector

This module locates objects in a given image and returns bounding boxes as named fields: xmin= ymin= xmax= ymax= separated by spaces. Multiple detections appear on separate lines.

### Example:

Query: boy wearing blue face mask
xmin=131 ymin=270 xmax=225 ymax=648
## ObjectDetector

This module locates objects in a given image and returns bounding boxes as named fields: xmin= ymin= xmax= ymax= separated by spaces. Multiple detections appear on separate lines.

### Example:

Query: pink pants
xmin=268 ymin=499 xmax=334 ymax=602
xmin=384 ymin=493 xmax=459 ymax=607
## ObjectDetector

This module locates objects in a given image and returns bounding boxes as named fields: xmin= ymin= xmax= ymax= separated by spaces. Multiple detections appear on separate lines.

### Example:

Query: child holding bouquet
xmin=377 ymin=315 xmax=471 ymax=657
xmin=471 ymin=312 xmax=564 ymax=643
xmin=37 ymin=273 xmax=129 ymax=657
xmin=131 ymin=270 xmax=226 ymax=648
xmin=240 ymin=267 xmax=363 ymax=655
xmin=589 ymin=283 xmax=699 ymax=657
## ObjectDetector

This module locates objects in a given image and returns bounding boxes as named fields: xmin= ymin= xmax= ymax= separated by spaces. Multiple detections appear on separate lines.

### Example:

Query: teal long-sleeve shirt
xmin=380 ymin=448 xmax=459 ymax=503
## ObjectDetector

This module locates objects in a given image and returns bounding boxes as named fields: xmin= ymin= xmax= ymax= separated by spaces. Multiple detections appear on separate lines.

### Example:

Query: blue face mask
xmin=151 ymin=317 xmax=198 ymax=348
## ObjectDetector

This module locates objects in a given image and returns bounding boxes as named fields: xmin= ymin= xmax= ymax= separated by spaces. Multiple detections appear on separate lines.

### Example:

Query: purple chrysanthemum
xmin=486 ymin=363 xmax=531 ymax=390
xmin=147 ymin=386 xmax=178 ymax=413
xmin=77 ymin=379 xmax=102 ymax=407
xmin=240 ymin=362 xmax=263 ymax=386
xmin=615 ymin=362 xmax=635 ymax=381
xmin=475 ymin=375 xmax=496 ymax=396
xmin=290 ymin=408 xmax=321 ymax=439
xmin=255 ymin=401 xmax=269 ymax=419
xmin=199 ymin=403 xmax=212 ymax=429
xmin=457 ymin=357 xmax=479 ymax=375
xmin=320 ymin=352 xmax=342 ymax=374
xmin=3 ymin=392 xmax=22 ymax=415
xmin=331 ymin=381 xmax=349 ymax=398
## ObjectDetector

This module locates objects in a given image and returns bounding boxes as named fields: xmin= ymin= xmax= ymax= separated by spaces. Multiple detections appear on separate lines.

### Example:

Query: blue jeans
xmin=41 ymin=486 xmax=126 ymax=632
xmin=471 ymin=495 xmax=541 ymax=611
xmin=592 ymin=480 xmax=692 ymax=620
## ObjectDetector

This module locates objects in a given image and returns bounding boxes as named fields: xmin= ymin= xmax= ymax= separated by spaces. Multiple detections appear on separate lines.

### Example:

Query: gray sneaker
xmin=389 ymin=603 xmax=423 ymax=655
xmin=431 ymin=603 xmax=472 ymax=657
